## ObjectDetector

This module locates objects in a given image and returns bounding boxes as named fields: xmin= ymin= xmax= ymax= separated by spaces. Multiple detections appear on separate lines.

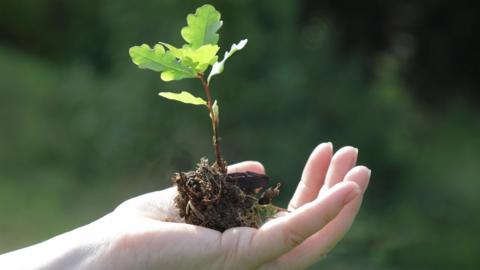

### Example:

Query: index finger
xmin=247 ymin=181 xmax=361 ymax=264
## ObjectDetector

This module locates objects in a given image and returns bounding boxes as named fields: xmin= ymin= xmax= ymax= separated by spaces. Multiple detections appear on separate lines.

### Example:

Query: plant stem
xmin=198 ymin=75 xmax=225 ymax=172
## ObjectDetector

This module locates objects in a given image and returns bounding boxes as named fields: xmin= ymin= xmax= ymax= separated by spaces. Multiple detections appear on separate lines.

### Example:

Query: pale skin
xmin=0 ymin=143 xmax=371 ymax=270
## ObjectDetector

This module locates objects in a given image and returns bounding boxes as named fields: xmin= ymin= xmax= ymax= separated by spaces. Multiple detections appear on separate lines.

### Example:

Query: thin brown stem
xmin=198 ymin=75 xmax=225 ymax=172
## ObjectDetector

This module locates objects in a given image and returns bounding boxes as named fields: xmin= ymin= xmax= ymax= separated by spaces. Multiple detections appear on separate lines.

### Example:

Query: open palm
xmin=93 ymin=143 xmax=370 ymax=270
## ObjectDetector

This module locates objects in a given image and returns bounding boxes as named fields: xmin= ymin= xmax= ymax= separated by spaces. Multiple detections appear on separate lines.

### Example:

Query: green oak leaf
xmin=160 ymin=42 xmax=219 ymax=73
xmin=158 ymin=91 xmax=207 ymax=106
xmin=207 ymin=39 xmax=248 ymax=84
xmin=129 ymin=44 xmax=196 ymax=81
xmin=181 ymin=4 xmax=223 ymax=49
xmin=159 ymin=43 xmax=184 ymax=59
xmin=183 ymin=44 xmax=219 ymax=73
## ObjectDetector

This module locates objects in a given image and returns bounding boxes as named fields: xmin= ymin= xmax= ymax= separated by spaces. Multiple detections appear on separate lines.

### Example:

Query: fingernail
xmin=325 ymin=142 xmax=333 ymax=151
xmin=350 ymin=147 xmax=359 ymax=166
xmin=344 ymin=184 xmax=361 ymax=204
xmin=320 ymin=142 xmax=332 ymax=148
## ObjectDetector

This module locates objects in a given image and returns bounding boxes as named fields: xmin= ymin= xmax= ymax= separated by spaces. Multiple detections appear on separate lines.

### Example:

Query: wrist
xmin=0 ymin=215 xmax=109 ymax=270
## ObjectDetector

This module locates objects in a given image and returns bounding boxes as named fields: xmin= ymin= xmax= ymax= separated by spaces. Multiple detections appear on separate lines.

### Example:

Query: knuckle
xmin=319 ymin=209 xmax=337 ymax=226
xmin=299 ymin=180 xmax=315 ymax=192
xmin=218 ymin=230 xmax=246 ymax=268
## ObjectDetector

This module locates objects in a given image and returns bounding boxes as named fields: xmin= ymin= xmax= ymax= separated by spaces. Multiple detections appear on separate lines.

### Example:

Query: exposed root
xmin=173 ymin=158 xmax=280 ymax=232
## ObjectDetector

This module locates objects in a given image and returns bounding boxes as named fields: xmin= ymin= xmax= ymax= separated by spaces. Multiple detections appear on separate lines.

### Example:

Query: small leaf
xmin=210 ymin=100 xmax=220 ymax=123
xmin=129 ymin=44 xmax=196 ymax=81
xmin=207 ymin=39 xmax=248 ymax=84
xmin=181 ymin=4 xmax=223 ymax=49
xmin=159 ymin=91 xmax=207 ymax=106
xmin=212 ymin=100 xmax=219 ymax=119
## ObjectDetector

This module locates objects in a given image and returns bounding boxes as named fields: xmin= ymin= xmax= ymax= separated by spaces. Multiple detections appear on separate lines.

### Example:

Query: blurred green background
xmin=1 ymin=0 xmax=479 ymax=269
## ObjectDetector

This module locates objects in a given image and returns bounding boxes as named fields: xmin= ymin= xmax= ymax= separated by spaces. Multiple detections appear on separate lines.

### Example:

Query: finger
xmin=228 ymin=161 xmax=265 ymax=174
xmin=321 ymin=146 xmax=358 ymax=192
xmin=271 ymin=166 xmax=371 ymax=270
xmin=248 ymin=181 xmax=361 ymax=265
xmin=345 ymin=165 xmax=370 ymax=193
xmin=288 ymin=142 xmax=333 ymax=211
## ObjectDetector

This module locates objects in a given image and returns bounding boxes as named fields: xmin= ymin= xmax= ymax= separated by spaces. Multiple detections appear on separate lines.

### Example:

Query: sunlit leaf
xmin=160 ymin=42 xmax=219 ymax=73
xmin=207 ymin=39 xmax=248 ymax=84
xmin=129 ymin=44 xmax=196 ymax=81
xmin=181 ymin=4 xmax=222 ymax=49
xmin=159 ymin=42 xmax=184 ymax=59
xmin=183 ymin=45 xmax=219 ymax=72
xmin=158 ymin=91 xmax=207 ymax=106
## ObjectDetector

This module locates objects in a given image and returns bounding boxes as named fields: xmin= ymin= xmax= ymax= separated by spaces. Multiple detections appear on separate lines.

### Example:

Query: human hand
xmin=90 ymin=143 xmax=370 ymax=270
xmin=0 ymin=143 xmax=370 ymax=270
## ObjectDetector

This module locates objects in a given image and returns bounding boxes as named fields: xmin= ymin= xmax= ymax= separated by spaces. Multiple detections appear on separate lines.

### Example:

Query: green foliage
xmin=181 ymin=4 xmax=222 ymax=49
xmin=158 ymin=91 xmax=207 ymax=106
xmin=208 ymin=39 xmax=248 ymax=84
xmin=129 ymin=44 xmax=196 ymax=81
xmin=129 ymin=4 xmax=246 ymax=107
xmin=129 ymin=4 xmax=248 ymax=169
xmin=128 ymin=4 xmax=248 ymax=169
xmin=160 ymin=43 xmax=220 ymax=73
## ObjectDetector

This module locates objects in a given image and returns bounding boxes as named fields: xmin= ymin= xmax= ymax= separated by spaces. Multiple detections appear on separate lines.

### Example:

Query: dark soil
xmin=173 ymin=158 xmax=280 ymax=232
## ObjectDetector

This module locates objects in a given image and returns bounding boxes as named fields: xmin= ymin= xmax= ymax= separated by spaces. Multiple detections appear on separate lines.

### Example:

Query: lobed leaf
xmin=183 ymin=44 xmax=219 ymax=73
xmin=158 ymin=91 xmax=207 ymax=106
xmin=129 ymin=44 xmax=196 ymax=81
xmin=181 ymin=4 xmax=223 ymax=49
xmin=207 ymin=39 xmax=248 ymax=85
xmin=159 ymin=42 xmax=184 ymax=59
xmin=160 ymin=42 xmax=219 ymax=73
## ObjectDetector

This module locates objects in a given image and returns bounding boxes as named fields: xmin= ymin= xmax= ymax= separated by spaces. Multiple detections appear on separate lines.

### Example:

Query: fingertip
xmin=324 ymin=142 xmax=333 ymax=153
xmin=306 ymin=142 xmax=334 ymax=167
xmin=250 ymin=161 xmax=266 ymax=174
xmin=228 ymin=161 xmax=265 ymax=174
xmin=344 ymin=165 xmax=371 ymax=193
xmin=289 ymin=142 xmax=334 ymax=211
xmin=313 ymin=142 xmax=333 ymax=156
xmin=321 ymin=181 xmax=361 ymax=206
xmin=323 ymin=146 xmax=358 ymax=189
xmin=344 ymin=182 xmax=361 ymax=204
xmin=337 ymin=146 xmax=358 ymax=157
xmin=325 ymin=180 xmax=360 ymax=207
xmin=331 ymin=146 xmax=358 ymax=168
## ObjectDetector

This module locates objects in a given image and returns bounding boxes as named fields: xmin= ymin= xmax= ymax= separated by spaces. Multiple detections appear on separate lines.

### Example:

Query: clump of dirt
xmin=173 ymin=158 xmax=280 ymax=232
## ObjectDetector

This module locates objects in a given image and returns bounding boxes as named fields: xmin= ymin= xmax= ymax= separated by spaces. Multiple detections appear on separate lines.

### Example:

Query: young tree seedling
xmin=129 ymin=4 xmax=280 ymax=231
xmin=130 ymin=4 xmax=247 ymax=172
